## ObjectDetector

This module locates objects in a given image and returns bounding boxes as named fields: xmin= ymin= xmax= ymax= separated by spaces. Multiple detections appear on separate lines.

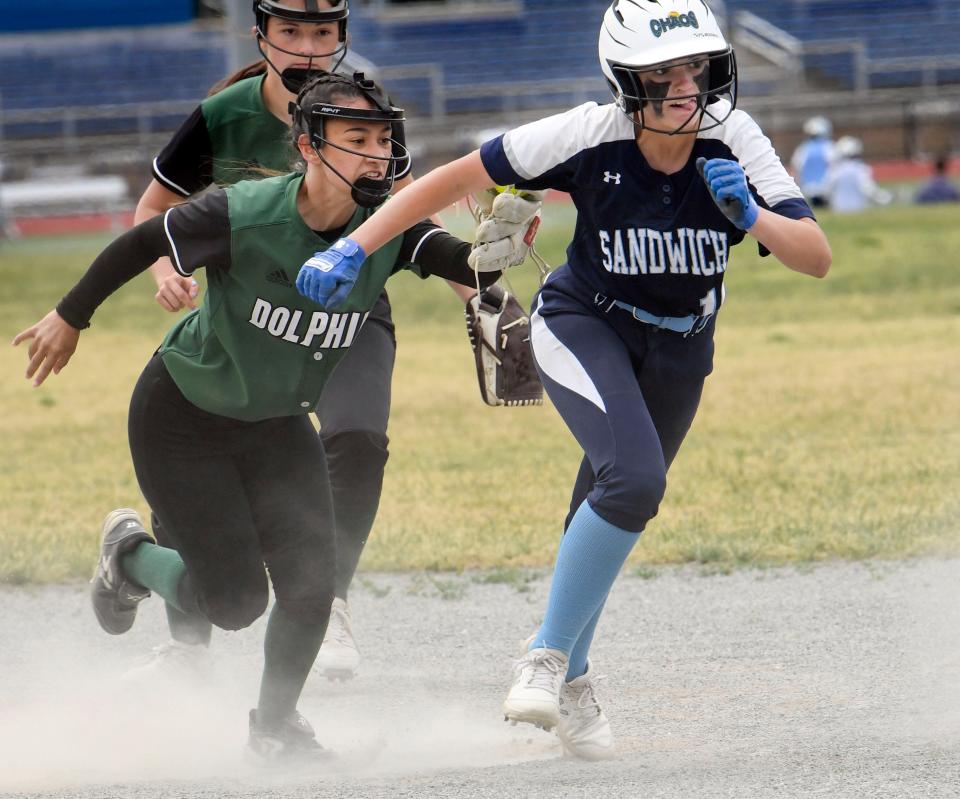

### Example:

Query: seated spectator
xmin=827 ymin=136 xmax=891 ymax=214
xmin=915 ymin=155 xmax=960 ymax=204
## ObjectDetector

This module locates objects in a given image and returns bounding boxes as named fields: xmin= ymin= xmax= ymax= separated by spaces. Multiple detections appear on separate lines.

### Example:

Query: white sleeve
xmin=499 ymin=102 xmax=633 ymax=181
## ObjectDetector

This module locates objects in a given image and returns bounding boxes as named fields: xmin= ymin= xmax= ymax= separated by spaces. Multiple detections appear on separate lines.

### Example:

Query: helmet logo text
xmin=650 ymin=10 xmax=699 ymax=38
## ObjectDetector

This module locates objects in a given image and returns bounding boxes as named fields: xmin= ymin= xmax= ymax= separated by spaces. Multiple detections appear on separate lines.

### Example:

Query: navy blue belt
xmin=597 ymin=296 xmax=712 ymax=336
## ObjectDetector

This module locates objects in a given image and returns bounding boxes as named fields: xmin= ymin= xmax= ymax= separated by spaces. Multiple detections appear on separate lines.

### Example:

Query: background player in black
xmin=132 ymin=0 xmax=484 ymax=681
xmin=292 ymin=0 xmax=833 ymax=760
xmin=13 ymin=73 xmax=513 ymax=761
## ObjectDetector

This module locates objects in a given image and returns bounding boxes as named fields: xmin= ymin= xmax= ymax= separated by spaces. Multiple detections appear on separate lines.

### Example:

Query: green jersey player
xmin=133 ymin=0 xmax=477 ymax=683
xmin=14 ymin=72 xmax=516 ymax=762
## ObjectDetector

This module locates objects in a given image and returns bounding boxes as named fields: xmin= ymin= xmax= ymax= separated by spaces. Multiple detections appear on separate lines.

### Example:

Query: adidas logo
xmin=266 ymin=269 xmax=292 ymax=287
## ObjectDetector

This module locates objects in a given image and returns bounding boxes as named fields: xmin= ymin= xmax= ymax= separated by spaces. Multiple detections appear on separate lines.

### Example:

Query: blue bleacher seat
xmin=725 ymin=0 xmax=960 ymax=90
xmin=3 ymin=0 xmax=958 ymax=143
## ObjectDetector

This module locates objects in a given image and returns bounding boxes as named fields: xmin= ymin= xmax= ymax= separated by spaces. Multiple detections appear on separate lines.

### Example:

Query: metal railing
xmin=801 ymin=39 xmax=869 ymax=93
xmin=734 ymin=10 xmax=804 ymax=75
xmin=378 ymin=63 xmax=445 ymax=119
xmin=733 ymin=9 xmax=959 ymax=95
xmin=0 ymin=100 xmax=201 ymax=157
xmin=357 ymin=0 xmax=522 ymax=20
xmin=866 ymin=55 xmax=960 ymax=90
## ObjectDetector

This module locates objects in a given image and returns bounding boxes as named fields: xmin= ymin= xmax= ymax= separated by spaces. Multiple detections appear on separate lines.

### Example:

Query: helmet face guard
xmin=292 ymin=73 xmax=408 ymax=208
xmin=607 ymin=47 xmax=738 ymax=135
xmin=253 ymin=0 xmax=350 ymax=91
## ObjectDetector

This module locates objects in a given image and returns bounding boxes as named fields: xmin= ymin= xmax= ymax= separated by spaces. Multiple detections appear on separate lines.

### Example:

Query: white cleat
xmin=502 ymin=646 xmax=568 ymax=731
xmin=557 ymin=664 xmax=616 ymax=760
xmin=313 ymin=597 xmax=360 ymax=681
xmin=121 ymin=639 xmax=211 ymax=685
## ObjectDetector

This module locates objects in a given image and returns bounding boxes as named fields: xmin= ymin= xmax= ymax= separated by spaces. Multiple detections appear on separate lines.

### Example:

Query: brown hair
xmin=207 ymin=59 xmax=268 ymax=97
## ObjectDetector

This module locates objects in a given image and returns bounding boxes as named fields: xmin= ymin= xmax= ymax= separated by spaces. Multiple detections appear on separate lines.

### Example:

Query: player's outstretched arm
xmin=394 ymin=170 xmax=480 ymax=303
xmin=12 ymin=310 xmax=80 ymax=387
xmin=356 ymin=151 xmax=495 ymax=257
xmin=13 ymin=214 xmax=178 ymax=386
xmin=296 ymin=152 xmax=500 ymax=307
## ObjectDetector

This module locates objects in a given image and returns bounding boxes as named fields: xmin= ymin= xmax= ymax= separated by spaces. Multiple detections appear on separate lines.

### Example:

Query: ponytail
xmin=207 ymin=59 xmax=269 ymax=97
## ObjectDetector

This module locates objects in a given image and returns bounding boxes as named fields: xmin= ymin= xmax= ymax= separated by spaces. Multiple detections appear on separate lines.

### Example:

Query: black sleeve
xmin=56 ymin=216 xmax=170 ymax=329
xmin=163 ymin=189 xmax=232 ymax=276
xmin=55 ymin=190 xmax=232 ymax=330
xmin=151 ymin=105 xmax=215 ymax=197
xmin=396 ymin=220 xmax=500 ymax=289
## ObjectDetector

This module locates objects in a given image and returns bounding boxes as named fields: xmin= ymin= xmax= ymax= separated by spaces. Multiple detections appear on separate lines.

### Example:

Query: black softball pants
xmin=129 ymin=354 xmax=336 ymax=720
xmin=155 ymin=292 xmax=395 ymax=644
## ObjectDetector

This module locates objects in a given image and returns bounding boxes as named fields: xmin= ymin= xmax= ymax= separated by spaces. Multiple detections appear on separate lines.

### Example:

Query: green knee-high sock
xmin=257 ymin=603 xmax=326 ymax=723
xmin=121 ymin=542 xmax=189 ymax=612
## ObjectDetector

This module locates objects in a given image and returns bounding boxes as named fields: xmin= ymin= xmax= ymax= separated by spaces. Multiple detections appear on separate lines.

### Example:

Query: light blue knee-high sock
xmin=531 ymin=501 xmax=639 ymax=658
xmin=565 ymin=596 xmax=607 ymax=682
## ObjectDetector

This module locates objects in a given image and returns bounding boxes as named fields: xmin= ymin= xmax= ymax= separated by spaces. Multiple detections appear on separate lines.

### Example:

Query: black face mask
xmin=310 ymin=134 xmax=407 ymax=209
xmin=280 ymin=66 xmax=325 ymax=94
xmin=350 ymin=175 xmax=394 ymax=208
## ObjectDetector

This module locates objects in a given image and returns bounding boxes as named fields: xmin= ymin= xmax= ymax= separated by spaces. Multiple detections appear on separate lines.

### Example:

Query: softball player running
xmin=291 ymin=0 xmax=832 ymax=760
xmin=13 ymin=73 xmax=520 ymax=761
xmin=134 ymin=0 xmax=476 ymax=682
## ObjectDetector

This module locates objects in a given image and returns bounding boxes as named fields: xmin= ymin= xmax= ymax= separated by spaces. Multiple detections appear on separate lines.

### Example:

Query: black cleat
xmin=247 ymin=709 xmax=334 ymax=763
xmin=90 ymin=508 xmax=153 ymax=635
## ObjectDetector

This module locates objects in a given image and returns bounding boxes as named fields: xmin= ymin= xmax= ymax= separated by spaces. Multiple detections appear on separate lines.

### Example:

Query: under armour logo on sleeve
xmin=604 ymin=171 xmax=622 ymax=185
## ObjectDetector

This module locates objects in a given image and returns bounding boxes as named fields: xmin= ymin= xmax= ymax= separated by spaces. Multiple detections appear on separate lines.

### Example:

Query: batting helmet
xmin=599 ymin=0 xmax=737 ymax=134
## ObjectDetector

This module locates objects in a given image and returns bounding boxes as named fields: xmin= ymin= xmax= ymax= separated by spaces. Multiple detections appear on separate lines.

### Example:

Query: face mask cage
xmin=253 ymin=0 xmax=350 ymax=89
xmin=292 ymin=73 xmax=409 ymax=208
xmin=607 ymin=47 xmax=738 ymax=135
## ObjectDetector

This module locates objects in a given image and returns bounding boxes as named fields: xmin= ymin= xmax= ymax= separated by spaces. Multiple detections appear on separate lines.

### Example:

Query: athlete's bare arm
xmin=351 ymin=151 xmax=493 ymax=257
xmin=393 ymin=171 xmax=478 ymax=302
xmin=749 ymin=214 xmax=831 ymax=278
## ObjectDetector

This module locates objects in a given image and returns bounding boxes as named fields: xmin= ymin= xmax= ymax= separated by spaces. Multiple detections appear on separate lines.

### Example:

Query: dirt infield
xmin=0 ymin=558 xmax=958 ymax=798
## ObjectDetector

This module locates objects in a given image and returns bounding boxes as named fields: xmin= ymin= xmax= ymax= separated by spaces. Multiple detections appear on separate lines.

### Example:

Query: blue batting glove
xmin=696 ymin=157 xmax=760 ymax=230
xmin=295 ymin=237 xmax=366 ymax=308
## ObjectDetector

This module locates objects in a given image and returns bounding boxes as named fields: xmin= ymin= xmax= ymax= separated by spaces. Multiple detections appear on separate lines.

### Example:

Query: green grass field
xmin=1 ymin=202 xmax=958 ymax=583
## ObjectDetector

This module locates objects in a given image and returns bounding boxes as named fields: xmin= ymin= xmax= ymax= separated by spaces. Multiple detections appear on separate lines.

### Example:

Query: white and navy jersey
xmin=480 ymin=100 xmax=814 ymax=318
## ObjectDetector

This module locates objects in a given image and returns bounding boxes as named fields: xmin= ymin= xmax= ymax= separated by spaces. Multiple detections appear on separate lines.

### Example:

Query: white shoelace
xmin=570 ymin=674 xmax=606 ymax=713
xmin=519 ymin=651 xmax=564 ymax=691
